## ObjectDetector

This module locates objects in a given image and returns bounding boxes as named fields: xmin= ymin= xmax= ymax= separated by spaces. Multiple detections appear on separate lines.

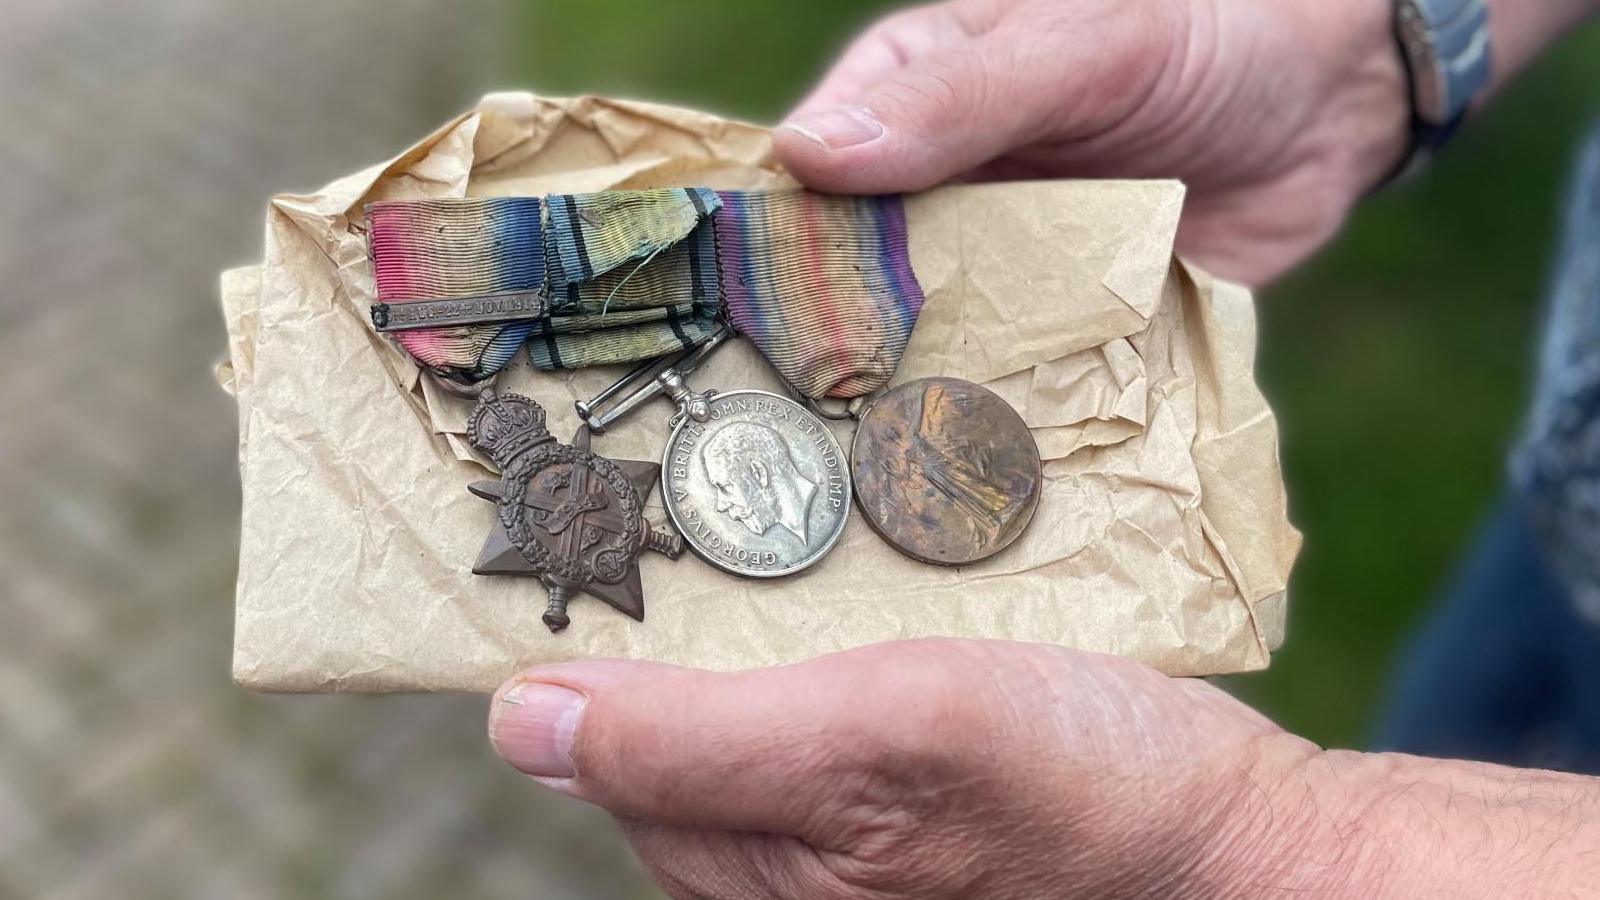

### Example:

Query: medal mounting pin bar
xmin=575 ymin=322 xmax=734 ymax=433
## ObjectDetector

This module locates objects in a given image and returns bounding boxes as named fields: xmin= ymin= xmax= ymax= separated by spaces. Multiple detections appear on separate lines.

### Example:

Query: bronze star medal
xmin=465 ymin=389 xmax=684 ymax=632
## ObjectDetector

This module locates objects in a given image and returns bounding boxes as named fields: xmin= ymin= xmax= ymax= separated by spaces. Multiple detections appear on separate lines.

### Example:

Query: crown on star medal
xmin=466 ymin=389 xmax=555 ymax=469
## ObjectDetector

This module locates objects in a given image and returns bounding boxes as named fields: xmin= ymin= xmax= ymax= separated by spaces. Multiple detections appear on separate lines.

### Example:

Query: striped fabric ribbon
xmin=367 ymin=197 xmax=545 ymax=381
xmin=546 ymin=188 xmax=720 ymax=289
xmin=364 ymin=188 xmax=925 ymax=394
xmin=528 ymin=304 xmax=715 ymax=370
xmin=716 ymin=191 xmax=925 ymax=399
xmin=534 ymin=189 xmax=721 ymax=369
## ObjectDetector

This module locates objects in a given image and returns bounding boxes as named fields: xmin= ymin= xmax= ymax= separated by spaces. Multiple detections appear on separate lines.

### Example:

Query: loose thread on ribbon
xmin=600 ymin=243 xmax=668 ymax=318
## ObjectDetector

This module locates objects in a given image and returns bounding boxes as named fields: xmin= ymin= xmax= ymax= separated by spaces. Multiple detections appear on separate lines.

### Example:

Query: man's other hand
xmin=772 ymin=0 xmax=1411 ymax=286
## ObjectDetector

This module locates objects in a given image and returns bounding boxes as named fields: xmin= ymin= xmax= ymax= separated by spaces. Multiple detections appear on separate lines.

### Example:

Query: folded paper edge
xmin=1102 ymin=180 xmax=1187 ymax=320
xmin=1180 ymin=259 xmax=1301 ymax=663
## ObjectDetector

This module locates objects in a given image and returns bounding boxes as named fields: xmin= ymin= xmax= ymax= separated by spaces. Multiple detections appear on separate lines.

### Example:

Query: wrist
xmin=1485 ymin=0 xmax=1600 ymax=93
xmin=1210 ymin=740 xmax=1600 ymax=897
xmin=1285 ymin=0 xmax=1414 ymax=193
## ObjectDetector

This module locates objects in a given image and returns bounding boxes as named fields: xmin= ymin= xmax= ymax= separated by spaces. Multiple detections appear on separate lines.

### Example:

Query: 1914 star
xmin=465 ymin=389 xmax=683 ymax=633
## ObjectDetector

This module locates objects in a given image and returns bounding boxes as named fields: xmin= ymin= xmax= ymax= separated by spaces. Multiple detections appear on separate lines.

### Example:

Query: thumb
xmin=487 ymin=641 xmax=1001 ymax=843
xmin=773 ymin=36 xmax=1037 ymax=194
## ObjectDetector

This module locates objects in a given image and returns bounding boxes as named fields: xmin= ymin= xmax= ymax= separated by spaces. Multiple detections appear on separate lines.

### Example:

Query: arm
xmin=1232 ymin=739 xmax=1600 ymax=896
xmin=1488 ymin=0 xmax=1600 ymax=91
xmin=770 ymin=0 xmax=1600 ymax=286
xmin=487 ymin=639 xmax=1600 ymax=898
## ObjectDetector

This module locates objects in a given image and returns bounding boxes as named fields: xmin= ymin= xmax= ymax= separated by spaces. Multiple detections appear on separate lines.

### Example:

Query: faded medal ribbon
xmin=366 ymin=188 xmax=722 ymax=383
xmin=366 ymin=197 xmax=548 ymax=384
xmin=715 ymin=190 xmax=925 ymax=401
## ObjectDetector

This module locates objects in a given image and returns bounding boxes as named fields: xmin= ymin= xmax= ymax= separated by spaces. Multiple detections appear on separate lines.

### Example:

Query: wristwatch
xmin=1392 ymin=0 xmax=1493 ymax=171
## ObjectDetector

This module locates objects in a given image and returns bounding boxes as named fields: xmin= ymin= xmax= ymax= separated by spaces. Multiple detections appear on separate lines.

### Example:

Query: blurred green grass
xmin=1234 ymin=35 xmax=1600 ymax=747
xmin=511 ymin=3 xmax=1600 ymax=749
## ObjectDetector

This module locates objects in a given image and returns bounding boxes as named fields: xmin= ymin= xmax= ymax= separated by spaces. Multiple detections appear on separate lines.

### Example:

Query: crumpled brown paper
xmin=217 ymin=93 xmax=1300 ymax=693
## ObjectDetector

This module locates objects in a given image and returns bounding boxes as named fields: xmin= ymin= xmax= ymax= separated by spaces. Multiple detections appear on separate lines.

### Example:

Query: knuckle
xmin=798 ymin=642 xmax=1080 ymax=895
xmin=881 ymin=53 xmax=991 ymax=133
xmin=818 ymin=640 xmax=1016 ymax=802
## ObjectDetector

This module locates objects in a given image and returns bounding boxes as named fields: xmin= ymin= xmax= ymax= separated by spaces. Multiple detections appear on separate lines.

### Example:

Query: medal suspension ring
xmin=499 ymin=445 xmax=644 ymax=584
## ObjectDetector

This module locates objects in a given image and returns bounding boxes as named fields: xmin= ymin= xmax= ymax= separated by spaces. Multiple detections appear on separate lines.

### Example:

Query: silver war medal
xmin=578 ymin=325 xmax=850 ymax=578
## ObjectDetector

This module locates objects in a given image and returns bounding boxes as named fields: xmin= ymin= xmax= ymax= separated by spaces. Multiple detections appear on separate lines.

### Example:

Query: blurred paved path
xmin=0 ymin=2 xmax=656 ymax=896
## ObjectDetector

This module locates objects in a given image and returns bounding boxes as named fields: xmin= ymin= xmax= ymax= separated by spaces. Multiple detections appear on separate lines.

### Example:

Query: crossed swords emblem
xmin=466 ymin=389 xmax=683 ymax=632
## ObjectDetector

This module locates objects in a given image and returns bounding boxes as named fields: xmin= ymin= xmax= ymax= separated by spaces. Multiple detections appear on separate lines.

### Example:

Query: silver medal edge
xmin=659 ymin=389 xmax=852 ymax=579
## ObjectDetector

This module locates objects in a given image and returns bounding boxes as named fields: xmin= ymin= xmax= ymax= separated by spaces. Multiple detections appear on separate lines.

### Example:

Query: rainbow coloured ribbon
xmin=367 ymin=190 xmax=721 ymax=381
xmin=364 ymin=188 xmax=925 ymax=396
xmin=367 ymin=197 xmax=545 ymax=382
xmin=715 ymin=191 xmax=924 ymax=399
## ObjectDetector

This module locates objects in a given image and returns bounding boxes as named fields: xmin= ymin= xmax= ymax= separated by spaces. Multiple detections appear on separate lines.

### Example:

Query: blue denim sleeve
xmin=1513 ymin=121 xmax=1600 ymax=625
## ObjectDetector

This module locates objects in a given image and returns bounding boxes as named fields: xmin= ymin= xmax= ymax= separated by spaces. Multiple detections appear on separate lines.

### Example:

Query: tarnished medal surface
xmin=661 ymin=389 xmax=850 ymax=577
xmin=851 ymin=377 xmax=1041 ymax=566
xmin=466 ymin=389 xmax=684 ymax=632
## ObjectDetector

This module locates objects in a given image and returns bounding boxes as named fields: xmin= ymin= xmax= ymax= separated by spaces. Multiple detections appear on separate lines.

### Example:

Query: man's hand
xmin=772 ymin=0 xmax=1412 ymax=286
xmin=489 ymin=639 xmax=1600 ymax=898
xmin=488 ymin=639 xmax=1299 ymax=897
xmin=772 ymin=0 xmax=1600 ymax=285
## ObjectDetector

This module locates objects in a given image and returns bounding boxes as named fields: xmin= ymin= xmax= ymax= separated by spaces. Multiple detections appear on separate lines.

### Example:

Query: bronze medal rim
xmin=850 ymin=376 xmax=1042 ymax=567
xmin=660 ymin=388 xmax=852 ymax=579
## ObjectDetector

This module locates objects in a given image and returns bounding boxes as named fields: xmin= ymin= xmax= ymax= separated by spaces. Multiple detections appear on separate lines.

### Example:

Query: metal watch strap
xmin=1389 ymin=0 xmax=1492 ymax=179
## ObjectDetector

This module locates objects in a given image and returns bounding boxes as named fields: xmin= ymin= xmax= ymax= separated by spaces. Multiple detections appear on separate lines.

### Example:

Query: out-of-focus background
xmin=2 ymin=0 xmax=1596 ymax=896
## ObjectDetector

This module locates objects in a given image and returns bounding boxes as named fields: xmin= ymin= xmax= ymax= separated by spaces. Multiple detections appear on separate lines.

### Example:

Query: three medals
xmin=369 ymin=189 xmax=1045 ymax=633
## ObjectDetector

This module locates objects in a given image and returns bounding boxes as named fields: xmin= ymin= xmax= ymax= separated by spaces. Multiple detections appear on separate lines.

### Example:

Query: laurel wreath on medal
xmin=498 ymin=444 xmax=644 ymax=586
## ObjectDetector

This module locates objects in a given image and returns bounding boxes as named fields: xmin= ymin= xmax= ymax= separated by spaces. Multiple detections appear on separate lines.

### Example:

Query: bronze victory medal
xmin=661 ymin=390 xmax=851 ymax=577
xmin=851 ymin=377 xmax=1042 ymax=566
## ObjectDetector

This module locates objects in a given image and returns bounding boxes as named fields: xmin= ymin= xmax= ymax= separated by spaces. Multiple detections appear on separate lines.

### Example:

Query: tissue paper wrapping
xmin=217 ymin=93 xmax=1300 ymax=692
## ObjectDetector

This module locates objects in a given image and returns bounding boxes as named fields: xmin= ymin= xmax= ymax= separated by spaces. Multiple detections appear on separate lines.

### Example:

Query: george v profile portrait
xmin=702 ymin=421 xmax=818 ymax=544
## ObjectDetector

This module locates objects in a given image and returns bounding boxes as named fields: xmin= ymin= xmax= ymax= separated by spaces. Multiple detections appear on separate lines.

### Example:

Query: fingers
xmin=486 ymin=640 xmax=1009 ymax=844
xmin=788 ymin=4 xmax=990 ymax=118
xmin=619 ymin=822 xmax=775 ymax=900
xmin=773 ymin=5 xmax=1036 ymax=193
xmin=620 ymin=819 xmax=845 ymax=900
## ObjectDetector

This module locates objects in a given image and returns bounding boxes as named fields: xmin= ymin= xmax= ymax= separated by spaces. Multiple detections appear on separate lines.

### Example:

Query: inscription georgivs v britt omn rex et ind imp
xmin=662 ymin=391 xmax=850 ymax=578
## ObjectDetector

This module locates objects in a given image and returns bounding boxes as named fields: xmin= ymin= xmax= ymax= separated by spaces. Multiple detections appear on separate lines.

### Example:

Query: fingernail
xmin=490 ymin=682 xmax=585 ymax=779
xmin=780 ymin=106 xmax=884 ymax=150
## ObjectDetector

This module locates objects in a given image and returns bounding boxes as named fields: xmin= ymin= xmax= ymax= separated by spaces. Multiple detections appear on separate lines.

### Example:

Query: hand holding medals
xmin=365 ymin=187 xmax=1043 ymax=632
